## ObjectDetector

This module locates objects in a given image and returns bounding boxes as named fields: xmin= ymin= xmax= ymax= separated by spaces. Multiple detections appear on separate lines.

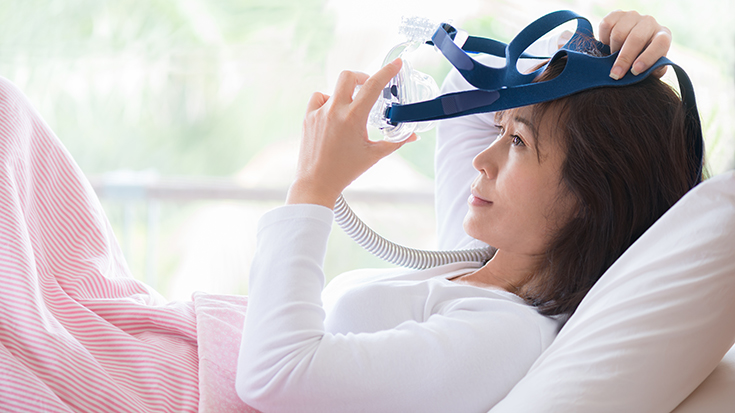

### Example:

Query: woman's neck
xmin=451 ymin=249 xmax=541 ymax=293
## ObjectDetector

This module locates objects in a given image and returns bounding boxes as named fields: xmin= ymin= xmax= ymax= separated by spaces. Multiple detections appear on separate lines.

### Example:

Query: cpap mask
xmin=364 ymin=16 xmax=443 ymax=142
xmin=341 ymin=10 xmax=704 ymax=270
xmin=365 ymin=15 xmax=541 ymax=143
xmin=367 ymin=10 xmax=703 ymax=184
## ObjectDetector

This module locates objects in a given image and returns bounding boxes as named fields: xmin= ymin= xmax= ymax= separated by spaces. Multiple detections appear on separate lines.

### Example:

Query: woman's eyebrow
xmin=513 ymin=115 xmax=537 ymax=142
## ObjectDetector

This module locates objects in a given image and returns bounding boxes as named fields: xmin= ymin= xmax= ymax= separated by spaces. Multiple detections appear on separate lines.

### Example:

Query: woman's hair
xmin=509 ymin=56 xmax=702 ymax=316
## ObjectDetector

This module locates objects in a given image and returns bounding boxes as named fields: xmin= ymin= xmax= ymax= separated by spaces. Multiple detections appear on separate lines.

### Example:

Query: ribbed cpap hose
xmin=334 ymin=194 xmax=496 ymax=270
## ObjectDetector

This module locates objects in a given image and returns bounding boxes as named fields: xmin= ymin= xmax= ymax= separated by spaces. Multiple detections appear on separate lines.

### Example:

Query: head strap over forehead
xmin=387 ymin=10 xmax=703 ymax=185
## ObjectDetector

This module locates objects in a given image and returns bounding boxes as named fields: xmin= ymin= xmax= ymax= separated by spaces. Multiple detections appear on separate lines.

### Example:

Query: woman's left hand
xmin=286 ymin=58 xmax=415 ymax=209
xmin=598 ymin=10 xmax=672 ymax=80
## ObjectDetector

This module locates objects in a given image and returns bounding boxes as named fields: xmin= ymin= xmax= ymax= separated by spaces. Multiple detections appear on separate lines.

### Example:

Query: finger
xmin=601 ymin=10 xmax=640 ymax=54
xmin=598 ymin=10 xmax=625 ymax=47
xmin=404 ymin=133 xmax=419 ymax=144
xmin=306 ymin=91 xmax=330 ymax=113
xmin=352 ymin=58 xmax=403 ymax=113
xmin=630 ymin=27 xmax=672 ymax=75
xmin=616 ymin=15 xmax=664 ymax=72
xmin=353 ymin=71 xmax=370 ymax=87
xmin=610 ymin=25 xmax=656 ymax=79
xmin=369 ymin=132 xmax=415 ymax=160
xmin=332 ymin=70 xmax=370 ymax=105
xmin=651 ymin=66 xmax=668 ymax=79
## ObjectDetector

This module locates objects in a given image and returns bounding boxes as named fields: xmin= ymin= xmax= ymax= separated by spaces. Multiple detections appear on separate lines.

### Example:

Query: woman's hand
xmin=598 ymin=10 xmax=672 ymax=80
xmin=286 ymin=58 xmax=415 ymax=209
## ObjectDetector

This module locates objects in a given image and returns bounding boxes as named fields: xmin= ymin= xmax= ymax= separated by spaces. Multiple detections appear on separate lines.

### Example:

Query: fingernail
xmin=609 ymin=65 xmax=623 ymax=80
xmin=631 ymin=62 xmax=645 ymax=76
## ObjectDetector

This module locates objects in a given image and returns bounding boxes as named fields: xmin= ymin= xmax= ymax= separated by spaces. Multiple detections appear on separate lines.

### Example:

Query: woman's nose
xmin=472 ymin=138 xmax=502 ymax=178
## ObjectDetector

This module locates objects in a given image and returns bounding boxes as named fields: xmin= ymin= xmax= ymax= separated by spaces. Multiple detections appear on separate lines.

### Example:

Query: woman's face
xmin=463 ymin=106 xmax=576 ymax=256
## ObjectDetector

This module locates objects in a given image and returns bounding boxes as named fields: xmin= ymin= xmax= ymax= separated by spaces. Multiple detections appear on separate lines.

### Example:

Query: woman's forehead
xmin=495 ymin=107 xmax=537 ymax=133
xmin=498 ymin=104 xmax=564 ymax=134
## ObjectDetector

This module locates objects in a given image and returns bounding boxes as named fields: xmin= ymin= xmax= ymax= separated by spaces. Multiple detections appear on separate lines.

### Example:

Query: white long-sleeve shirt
xmin=236 ymin=36 xmax=563 ymax=413
xmin=237 ymin=205 xmax=558 ymax=413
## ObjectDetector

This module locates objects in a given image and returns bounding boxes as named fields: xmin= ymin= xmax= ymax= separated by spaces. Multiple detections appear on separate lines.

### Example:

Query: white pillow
xmin=490 ymin=170 xmax=735 ymax=413
xmin=671 ymin=343 xmax=735 ymax=411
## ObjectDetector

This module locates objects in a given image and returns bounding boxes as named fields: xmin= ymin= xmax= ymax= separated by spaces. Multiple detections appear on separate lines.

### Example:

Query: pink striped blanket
xmin=0 ymin=76 xmax=258 ymax=412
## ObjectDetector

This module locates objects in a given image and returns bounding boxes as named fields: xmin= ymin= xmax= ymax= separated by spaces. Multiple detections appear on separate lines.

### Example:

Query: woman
xmin=236 ymin=10 xmax=697 ymax=413
xmin=0 ymin=10 xmax=686 ymax=413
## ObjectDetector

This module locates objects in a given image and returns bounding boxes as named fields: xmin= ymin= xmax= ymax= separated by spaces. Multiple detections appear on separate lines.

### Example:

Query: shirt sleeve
xmin=236 ymin=204 xmax=552 ymax=413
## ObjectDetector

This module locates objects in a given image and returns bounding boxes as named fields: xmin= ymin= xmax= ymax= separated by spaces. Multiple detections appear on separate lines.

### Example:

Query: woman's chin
xmin=462 ymin=216 xmax=496 ymax=246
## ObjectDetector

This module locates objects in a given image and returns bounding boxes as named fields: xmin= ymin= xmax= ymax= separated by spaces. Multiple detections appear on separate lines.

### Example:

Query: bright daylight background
xmin=1 ymin=0 xmax=732 ymax=300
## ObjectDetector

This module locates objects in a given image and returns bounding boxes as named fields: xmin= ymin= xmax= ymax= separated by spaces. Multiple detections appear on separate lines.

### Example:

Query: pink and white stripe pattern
xmin=0 ymin=76 xmax=257 ymax=412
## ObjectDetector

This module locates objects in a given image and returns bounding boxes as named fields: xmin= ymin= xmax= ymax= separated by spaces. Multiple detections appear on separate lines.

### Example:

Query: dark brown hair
xmin=511 ymin=56 xmax=702 ymax=316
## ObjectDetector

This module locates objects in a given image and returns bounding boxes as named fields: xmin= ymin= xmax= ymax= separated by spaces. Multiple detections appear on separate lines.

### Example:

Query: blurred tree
xmin=0 ymin=0 xmax=334 ymax=176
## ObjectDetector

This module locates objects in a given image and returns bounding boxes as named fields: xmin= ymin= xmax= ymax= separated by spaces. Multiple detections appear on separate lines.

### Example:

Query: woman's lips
xmin=468 ymin=192 xmax=492 ymax=206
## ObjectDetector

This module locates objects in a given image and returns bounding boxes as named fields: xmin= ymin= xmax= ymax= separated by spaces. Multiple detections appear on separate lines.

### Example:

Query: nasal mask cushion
xmin=367 ymin=10 xmax=704 ymax=186
xmin=365 ymin=41 xmax=441 ymax=142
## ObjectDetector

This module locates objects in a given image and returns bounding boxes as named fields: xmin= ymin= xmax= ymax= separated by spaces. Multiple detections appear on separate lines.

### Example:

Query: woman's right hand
xmin=286 ymin=59 xmax=415 ymax=209
xmin=598 ymin=10 xmax=672 ymax=80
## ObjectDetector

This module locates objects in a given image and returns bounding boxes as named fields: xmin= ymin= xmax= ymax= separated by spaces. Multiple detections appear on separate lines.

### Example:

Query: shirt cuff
xmin=257 ymin=203 xmax=335 ymax=232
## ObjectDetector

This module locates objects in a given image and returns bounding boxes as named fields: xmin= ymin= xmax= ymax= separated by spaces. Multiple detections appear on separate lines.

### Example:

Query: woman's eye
xmin=494 ymin=125 xmax=505 ymax=137
xmin=511 ymin=135 xmax=525 ymax=147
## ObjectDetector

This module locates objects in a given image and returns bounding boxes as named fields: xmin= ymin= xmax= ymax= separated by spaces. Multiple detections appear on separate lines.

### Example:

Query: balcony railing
xmin=89 ymin=174 xmax=435 ymax=294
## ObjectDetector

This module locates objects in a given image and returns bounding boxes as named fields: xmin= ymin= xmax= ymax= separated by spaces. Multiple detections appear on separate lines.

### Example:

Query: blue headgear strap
xmin=388 ymin=10 xmax=704 ymax=185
